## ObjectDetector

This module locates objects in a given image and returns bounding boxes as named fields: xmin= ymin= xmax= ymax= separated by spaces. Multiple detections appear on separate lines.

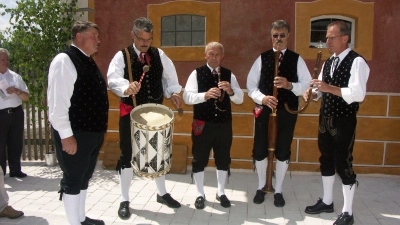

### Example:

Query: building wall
xmin=92 ymin=0 xmax=400 ymax=174
xmin=103 ymin=90 xmax=400 ymax=175
xmin=94 ymin=0 xmax=400 ymax=93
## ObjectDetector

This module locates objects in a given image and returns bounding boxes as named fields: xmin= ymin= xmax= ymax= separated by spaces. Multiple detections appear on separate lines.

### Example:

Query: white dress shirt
xmin=246 ymin=48 xmax=311 ymax=105
xmin=47 ymin=44 xmax=88 ymax=139
xmin=107 ymin=44 xmax=182 ymax=98
xmin=314 ymin=48 xmax=370 ymax=104
xmin=0 ymin=69 xmax=29 ymax=109
xmin=183 ymin=64 xmax=244 ymax=105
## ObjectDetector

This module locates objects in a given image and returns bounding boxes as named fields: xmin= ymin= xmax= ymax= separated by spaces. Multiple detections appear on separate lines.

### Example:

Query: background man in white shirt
xmin=0 ymin=48 xmax=30 ymax=178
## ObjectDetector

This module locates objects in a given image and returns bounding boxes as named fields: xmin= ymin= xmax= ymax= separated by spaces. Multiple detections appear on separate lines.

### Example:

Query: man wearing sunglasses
xmin=107 ymin=17 xmax=182 ymax=220
xmin=304 ymin=21 xmax=369 ymax=225
xmin=247 ymin=20 xmax=311 ymax=207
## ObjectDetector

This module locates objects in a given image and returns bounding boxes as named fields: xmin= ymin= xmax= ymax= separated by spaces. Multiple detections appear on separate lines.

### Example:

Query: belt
xmin=0 ymin=105 xmax=22 ymax=114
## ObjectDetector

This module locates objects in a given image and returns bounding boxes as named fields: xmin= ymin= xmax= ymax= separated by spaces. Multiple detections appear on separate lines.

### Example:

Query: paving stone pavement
xmin=1 ymin=161 xmax=399 ymax=225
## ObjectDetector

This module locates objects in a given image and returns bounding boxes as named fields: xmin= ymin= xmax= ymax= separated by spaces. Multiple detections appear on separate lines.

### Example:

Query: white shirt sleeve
xmin=229 ymin=73 xmax=244 ymax=105
xmin=159 ymin=48 xmax=182 ymax=97
xmin=183 ymin=70 xmax=205 ymax=105
xmin=246 ymin=56 xmax=265 ymax=105
xmin=341 ymin=57 xmax=370 ymax=104
xmin=292 ymin=56 xmax=312 ymax=96
xmin=47 ymin=53 xmax=77 ymax=139
xmin=107 ymin=51 xmax=130 ymax=97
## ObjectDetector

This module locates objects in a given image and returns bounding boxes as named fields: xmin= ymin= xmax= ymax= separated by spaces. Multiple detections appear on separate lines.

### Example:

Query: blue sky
xmin=0 ymin=0 xmax=17 ymax=33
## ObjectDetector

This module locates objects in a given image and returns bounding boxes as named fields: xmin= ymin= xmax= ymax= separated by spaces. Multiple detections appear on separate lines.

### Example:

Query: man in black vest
xmin=183 ymin=42 xmax=243 ymax=210
xmin=304 ymin=21 xmax=369 ymax=225
xmin=48 ymin=21 xmax=108 ymax=225
xmin=247 ymin=20 xmax=311 ymax=207
xmin=107 ymin=17 xmax=182 ymax=219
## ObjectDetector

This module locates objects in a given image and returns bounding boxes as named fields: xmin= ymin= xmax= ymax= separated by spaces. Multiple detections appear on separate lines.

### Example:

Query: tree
xmin=0 ymin=0 xmax=81 ymax=109
xmin=0 ymin=0 xmax=82 ymax=156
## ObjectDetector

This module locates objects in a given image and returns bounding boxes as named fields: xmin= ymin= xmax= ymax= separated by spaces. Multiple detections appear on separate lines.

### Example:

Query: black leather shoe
xmin=194 ymin=196 xmax=205 ymax=209
xmin=253 ymin=190 xmax=266 ymax=204
xmin=117 ymin=201 xmax=131 ymax=220
xmin=216 ymin=194 xmax=231 ymax=208
xmin=333 ymin=212 xmax=354 ymax=225
xmin=274 ymin=193 xmax=285 ymax=207
xmin=157 ymin=193 xmax=181 ymax=208
xmin=9 ymin=171 xmax=27 ymax=178
xmin=305 ymin=198 xmax=334 ymax=214
xmin=81 ymin=216 xmax=105 ymax=225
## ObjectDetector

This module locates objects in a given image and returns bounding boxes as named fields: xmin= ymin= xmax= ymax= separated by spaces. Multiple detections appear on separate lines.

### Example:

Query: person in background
xmin=183 ymin=41 xmax=244 ymax=210
xmin=0 ymin=167 xmax=24 ymax=219
xmin=0 ymin=48 xmax=30 ymax=178
xmin=107 ymin=17 xmax=182 ymax=220
xmin=304 ymin=21 xmax=369 ymax=225
xmin=246 ymin=20 xmax=311 ymax=207
xmin=48 ymin=20 xmax=108 ymax=225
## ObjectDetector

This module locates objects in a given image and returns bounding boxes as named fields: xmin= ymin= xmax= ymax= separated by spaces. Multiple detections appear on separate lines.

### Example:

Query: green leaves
xmin=0 ymin=0 xmax=82 ymax=110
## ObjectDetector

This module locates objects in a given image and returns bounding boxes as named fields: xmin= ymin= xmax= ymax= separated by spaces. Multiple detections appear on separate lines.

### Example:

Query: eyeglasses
xmin=326 ymin=36 xmax=342 ymax=41
xmin=134 ymin=33 xmax=153 ymax=43
xmin=272 ymin=34 xmax=286 ymax=39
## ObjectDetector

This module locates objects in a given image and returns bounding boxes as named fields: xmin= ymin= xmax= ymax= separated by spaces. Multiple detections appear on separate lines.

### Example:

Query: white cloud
xmin=0 ymin=0 xmax=18 ymax=32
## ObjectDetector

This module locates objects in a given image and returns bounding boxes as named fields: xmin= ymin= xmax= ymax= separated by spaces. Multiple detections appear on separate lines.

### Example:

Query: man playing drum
xmin=183 ymin=42 xmax=243 ymax=209
xmin=107 ymin=17 xmax=182 ymax=219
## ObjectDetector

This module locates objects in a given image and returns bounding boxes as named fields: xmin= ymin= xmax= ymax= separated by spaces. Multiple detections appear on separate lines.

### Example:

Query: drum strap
xmin=124 ymin=48 xmax=134 ymax=83
xmin=124 ymin=48 xmax=137 ymax=107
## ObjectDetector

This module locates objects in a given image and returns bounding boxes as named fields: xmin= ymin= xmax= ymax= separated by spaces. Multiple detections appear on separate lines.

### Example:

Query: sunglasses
xmin=272 ymin=34 xmax=286 ymax=39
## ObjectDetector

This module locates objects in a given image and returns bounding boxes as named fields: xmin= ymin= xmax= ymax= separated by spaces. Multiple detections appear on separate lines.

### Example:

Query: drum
xmin=130 ymin=103 xmax=174 ymax=178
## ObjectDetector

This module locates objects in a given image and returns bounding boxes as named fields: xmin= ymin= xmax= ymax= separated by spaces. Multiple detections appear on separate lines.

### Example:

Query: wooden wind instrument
xmin=217 ymin=66 xmax=225 ymax=102
xmin=262 ymin=50 xmax=281 ymax=193
xmin=284 ymin=51 xmax=322 ymax=114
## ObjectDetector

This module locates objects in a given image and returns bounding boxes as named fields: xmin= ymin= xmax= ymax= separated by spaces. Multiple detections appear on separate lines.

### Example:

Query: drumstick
xmin=139 ymin=65 xmax=150 ymax=84
xmin=132 ymin=65 xmax=150 ymax=107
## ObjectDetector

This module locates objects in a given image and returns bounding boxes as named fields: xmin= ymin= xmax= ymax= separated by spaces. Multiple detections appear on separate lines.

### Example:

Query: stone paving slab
xmin=1 ymin=161 xmax=399 ymax=225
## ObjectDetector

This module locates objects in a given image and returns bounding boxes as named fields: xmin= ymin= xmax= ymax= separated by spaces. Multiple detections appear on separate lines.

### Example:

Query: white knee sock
xmin=342 ymin=184 xmax=356 ymax=215
xmin=120 ymin=168 xmax=133 ymax=202
xmin=322 ymin=175 xmax=335 ymax=205
xmin=274 ymin=160 xmax=288 ymax=194
xmin=216 ymin=170 xmax=227 ymax=196
xmin=193 ymin=171 xmax=205 ymax=197
xmin=155 ymin=175 xmax=167 ymax=196
xmin=63 ymin=193 xmax=81 ymax=225
xmin=255 ymin=159 xmax=267 ymax=190
xmin=78 ymin=190 xmax=87 ymax=222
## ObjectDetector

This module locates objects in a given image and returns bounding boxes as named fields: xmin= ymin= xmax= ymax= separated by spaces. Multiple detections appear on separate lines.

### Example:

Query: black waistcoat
xmin=259 ymin=49 xmax=299 ymax=110
xmin=321 ymin=50 xmax=364 ymax=117
xmin=193 ymin=65 xmax=232 ymax=123
xmin=121 ymin=46 xmax=164 ymax=106
xmin=63 ymin=46 xmax=109 ymax=132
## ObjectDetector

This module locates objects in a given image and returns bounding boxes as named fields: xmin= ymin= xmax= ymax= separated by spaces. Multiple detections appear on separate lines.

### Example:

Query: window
xmin=310 ymin=15 xmax=355 ymax=48
xmin=161 ymin=15 xmax=205 ymax=47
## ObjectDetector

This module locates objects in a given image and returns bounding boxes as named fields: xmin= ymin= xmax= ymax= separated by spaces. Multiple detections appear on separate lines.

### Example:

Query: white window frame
xmin=310 ymin=15 xmax=355 ymax=48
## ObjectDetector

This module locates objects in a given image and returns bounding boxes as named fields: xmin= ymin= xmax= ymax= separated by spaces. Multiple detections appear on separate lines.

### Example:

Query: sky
xmin=0 ymin=0 xmax=17 ymax=33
